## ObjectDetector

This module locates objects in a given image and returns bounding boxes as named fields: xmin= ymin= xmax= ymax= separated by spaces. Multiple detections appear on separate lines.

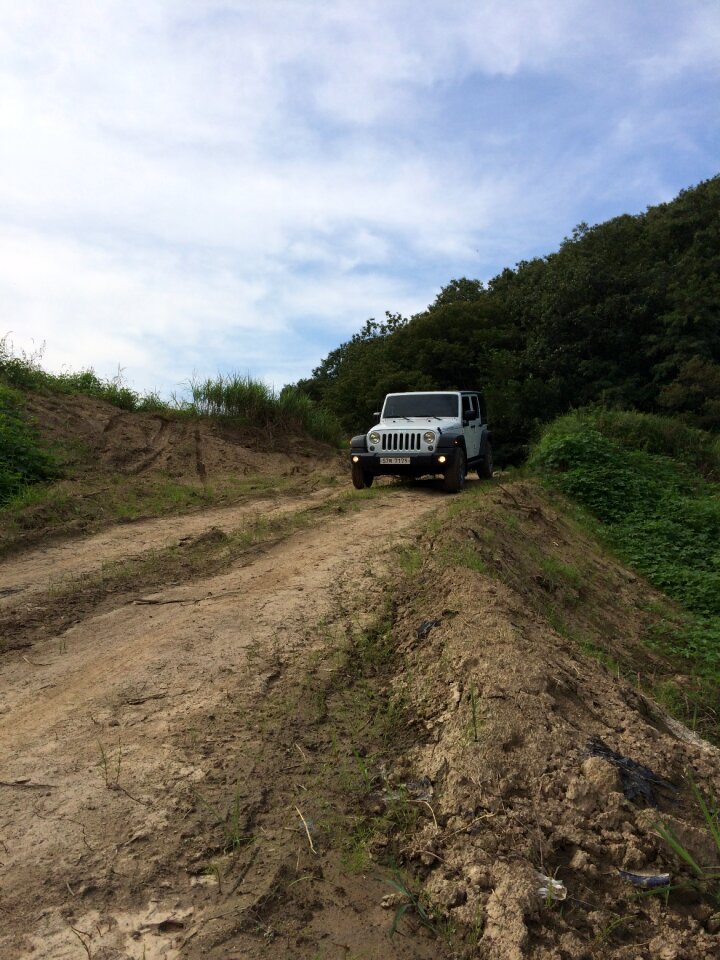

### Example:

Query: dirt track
xmin=0 ymin=489 xmax=334 ymax=607
xmin=0 ymin=481 xmax=448 ymax=959
xmin=5 ymin=475 xmax=720 ymax=959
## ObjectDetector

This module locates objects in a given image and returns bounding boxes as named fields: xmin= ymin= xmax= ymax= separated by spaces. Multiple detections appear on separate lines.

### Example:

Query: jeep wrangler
xmin=349 ymin=390 xmax=492 ymax=493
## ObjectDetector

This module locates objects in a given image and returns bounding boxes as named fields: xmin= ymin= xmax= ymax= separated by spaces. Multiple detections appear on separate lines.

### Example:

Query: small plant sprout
xmin=654 ymin=775 xmax=720 ymax=900
xmin=384 ymin=871 xmax=439 ymax=937
xmin=97 ymin=738 xmax=122 ymax=788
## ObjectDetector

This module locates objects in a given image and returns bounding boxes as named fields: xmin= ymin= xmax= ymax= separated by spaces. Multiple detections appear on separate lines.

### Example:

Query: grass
xmin=1 ymin=335 xmax=164 ymax=412
xmin=397 ymin=545 xmax=423 ymax=576
xmin=531 ymin=408 xmax=720 ymax=739
xmin=0 ymin=336 xmax=344 ymax=446
xmin=385 ymin=870 xmax=443 ymax=937
xmin=653 ymin=777 xmax=720 ymax=904
xmin=186 ymin=374 xmax=344 ymax=446
xmin=438 ymin=541 xmax=490 ymax=574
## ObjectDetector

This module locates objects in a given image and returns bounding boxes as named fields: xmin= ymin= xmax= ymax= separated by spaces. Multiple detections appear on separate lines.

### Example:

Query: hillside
xmin=299 ymin=174 xmax=720 ymax=462
xmin=0 ymin=388 xmax=345 ymax=554
xmin=2 ymin=398 xmax=720 ymax=957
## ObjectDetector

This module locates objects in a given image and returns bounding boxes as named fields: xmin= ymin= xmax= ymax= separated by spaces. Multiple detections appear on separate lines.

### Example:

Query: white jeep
xmin=349 ymin=390 xmax=493 ymax=493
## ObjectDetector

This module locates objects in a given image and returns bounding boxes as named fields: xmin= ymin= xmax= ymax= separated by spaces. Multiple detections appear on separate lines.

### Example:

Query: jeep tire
xmin=351 ymin=462 xmax=374 ymax=490
xmin=442 ymin=449 xmax=466 ymax=493
xmin=478 ymin=441 xmax=494 ymax=480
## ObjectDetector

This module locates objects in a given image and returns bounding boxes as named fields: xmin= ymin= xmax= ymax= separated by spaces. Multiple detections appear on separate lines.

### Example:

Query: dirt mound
xmin=25 ymin=391 xmax=335 ymax=482
xmin=389 ymin=482 xmax=720 ymax=957
xmin=1 ymin=391 xmax=345 ymax=552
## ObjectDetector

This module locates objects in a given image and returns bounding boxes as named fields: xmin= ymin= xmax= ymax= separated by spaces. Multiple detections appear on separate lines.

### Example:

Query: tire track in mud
xmin=0 ymin=485 xmax=449 ymax=959
xmin=0 ymin=487 xmax=339 ymax=611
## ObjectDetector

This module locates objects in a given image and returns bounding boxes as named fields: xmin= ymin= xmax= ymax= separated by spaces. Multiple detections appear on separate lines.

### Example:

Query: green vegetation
xmin=187 ymin=373 xmax=343 ymax=445
xmin=655 ymin=777 xmax=720 ymax=903
xmin=0 ymin=384 xmax=59 ymax=504
xmin=298 ymin=175 xmax=720 ymax=463
xmin=0 ymin=336 xmax=164 ymax=412
xmin=532 ymin=409 xmax=720 ymax=730
xmin=0 ymin=336 xmax=344 ymax=453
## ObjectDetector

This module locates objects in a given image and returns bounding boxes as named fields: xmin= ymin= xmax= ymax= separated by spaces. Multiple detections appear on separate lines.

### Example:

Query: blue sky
xmin=1 ymin=0 xmax=718 ymax=396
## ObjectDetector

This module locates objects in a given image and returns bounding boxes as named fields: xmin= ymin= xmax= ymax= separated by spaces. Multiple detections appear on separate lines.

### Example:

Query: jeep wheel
xmin=442 ymin=449 xmax=466 ymax=493
xmin=478 ymin=441 xmax=494 ymax=479
xmin=351 ymin=463 xmax=374 ymax=490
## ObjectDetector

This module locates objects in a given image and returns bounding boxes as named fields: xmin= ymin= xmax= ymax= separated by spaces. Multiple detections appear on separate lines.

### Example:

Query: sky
xmin=1 ymin=0 xmax=719 ymax=396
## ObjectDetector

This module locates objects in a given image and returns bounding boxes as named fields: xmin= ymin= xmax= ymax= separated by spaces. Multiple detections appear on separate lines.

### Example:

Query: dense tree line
xmin=298 ymin=175 xmax=720 ymax=462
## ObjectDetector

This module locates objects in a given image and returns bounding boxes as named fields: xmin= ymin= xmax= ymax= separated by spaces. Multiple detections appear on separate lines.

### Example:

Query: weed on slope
xmin=531 ymin=410 xmax=720 ymax=737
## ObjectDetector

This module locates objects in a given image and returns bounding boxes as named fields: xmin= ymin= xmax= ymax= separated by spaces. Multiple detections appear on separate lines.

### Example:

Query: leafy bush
xmin=531 ymin=409 xmax=720 ymax=728
xmin=0 ymin=385 xmax=59 ymax=504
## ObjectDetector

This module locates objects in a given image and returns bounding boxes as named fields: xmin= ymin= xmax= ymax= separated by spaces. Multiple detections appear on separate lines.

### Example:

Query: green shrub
xmin=0 ymin=385 xmax=59 ymax=504
xmin=531 ymin=409 xmax=720 ymax=728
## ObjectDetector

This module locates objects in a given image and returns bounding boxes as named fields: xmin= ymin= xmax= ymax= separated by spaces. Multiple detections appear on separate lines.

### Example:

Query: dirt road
xmin=0 ymin=482 xmax=449 ymax=959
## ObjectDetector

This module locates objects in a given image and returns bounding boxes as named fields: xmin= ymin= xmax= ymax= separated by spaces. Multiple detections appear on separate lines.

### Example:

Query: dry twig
xmin=295 ymin=805 xmax=317 ymax=854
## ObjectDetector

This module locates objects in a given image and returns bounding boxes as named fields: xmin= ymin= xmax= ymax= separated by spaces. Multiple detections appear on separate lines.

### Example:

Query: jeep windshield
xmin=382 ymin=393 xmax=459 ymax=418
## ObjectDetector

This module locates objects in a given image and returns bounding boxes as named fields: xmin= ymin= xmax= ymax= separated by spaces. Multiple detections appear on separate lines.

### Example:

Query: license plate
xmin=380 ymin=457 xmax=410 ymax=464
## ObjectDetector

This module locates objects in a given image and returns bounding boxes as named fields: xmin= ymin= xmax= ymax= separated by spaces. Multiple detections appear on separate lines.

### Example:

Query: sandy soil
xmin=0 ymin=481 xmax=448 ymax=959
xmin=3 ymin=474 xmax=720 ymax=959
xmin=0 ymin=489 xmax=335 ymax=607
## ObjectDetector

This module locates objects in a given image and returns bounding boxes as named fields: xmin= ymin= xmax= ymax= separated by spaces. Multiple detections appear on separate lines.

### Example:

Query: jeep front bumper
xmin=349 ymin=451 xmax=457 ymax=477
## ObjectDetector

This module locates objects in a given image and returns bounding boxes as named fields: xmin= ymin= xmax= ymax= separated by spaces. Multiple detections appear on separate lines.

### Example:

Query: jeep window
xmin=383 ymin=393 xmax=460 ymax=418
xmin=462 ymin=395 xmax=479 ymax=420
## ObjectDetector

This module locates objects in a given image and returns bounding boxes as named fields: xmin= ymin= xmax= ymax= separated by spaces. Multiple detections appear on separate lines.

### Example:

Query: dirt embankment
xmin=3 ymin=391 xmax=345 ymax=552
xmin=23 ymin=391 xmax=334 ymax=482
xmin=391 ymin=482 xmax=720 ymax=958
xmin=1 ymin=476 xmax=720 ymax=958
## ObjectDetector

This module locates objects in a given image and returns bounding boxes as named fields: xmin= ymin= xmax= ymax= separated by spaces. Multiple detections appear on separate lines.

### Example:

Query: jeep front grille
xmin=381 ymin=432 xmax=423 ymax=451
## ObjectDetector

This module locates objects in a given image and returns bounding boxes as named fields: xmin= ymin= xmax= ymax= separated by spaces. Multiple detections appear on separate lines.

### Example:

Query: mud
xmin=2 ymin=474 xmax=719 ymax=958
xmin=0 ymin=483 xmax=447 ymax=959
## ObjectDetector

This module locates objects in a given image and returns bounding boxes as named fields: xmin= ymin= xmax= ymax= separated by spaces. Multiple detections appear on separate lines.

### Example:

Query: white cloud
xmin=0 ymin=0 xmax=718 ymax=392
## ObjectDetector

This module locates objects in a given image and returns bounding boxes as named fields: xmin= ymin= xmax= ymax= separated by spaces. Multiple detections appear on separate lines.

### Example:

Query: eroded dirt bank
xmin=391 ymin=482 xmax=720 ymax=959
xmin=2 ymin=479 xmax=720 ymax=959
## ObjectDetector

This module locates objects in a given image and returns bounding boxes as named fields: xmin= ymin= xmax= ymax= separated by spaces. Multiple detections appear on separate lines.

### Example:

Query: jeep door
xmin=462 ymin=394 xmax=482 ymax=461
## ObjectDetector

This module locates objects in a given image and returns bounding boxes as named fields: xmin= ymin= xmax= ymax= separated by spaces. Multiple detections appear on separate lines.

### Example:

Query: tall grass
xmin=0 ymin=336 xmax=165 ymax=412
xmin=185 ymin=374 xmax=344 ymax=446
xmin=1 ymin=338 xmax=344 ymax=447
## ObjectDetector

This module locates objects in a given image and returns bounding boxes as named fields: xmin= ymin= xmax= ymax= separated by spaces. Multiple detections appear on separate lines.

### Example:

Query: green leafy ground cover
xmin=0 ymin=385 xmax=59 ymax=505
xmin=531 ymin=409 xmax=720 ymax=731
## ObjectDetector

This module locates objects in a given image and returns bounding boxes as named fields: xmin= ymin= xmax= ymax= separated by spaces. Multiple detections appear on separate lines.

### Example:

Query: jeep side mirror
xmin=373 ymin=411 xmax=380 ymax=418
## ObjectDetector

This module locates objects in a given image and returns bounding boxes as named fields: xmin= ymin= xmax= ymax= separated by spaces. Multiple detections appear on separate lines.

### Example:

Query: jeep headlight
xmin=423 ymin=430 xmax=436 ymax=444
xmin=369 ymin=431 xmax=381 ymax=444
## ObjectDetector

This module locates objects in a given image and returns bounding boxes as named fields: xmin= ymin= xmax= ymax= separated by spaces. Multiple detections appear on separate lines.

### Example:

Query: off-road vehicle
xmin=349 ymin=390 xmax=492 ymax=493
